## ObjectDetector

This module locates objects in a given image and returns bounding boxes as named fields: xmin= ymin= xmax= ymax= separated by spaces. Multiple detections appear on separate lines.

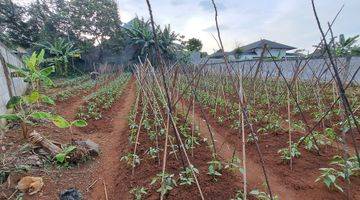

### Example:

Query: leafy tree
xmin=0 ymin=0 xmax=37 ymax=48
xmin=69 ymin=0 xmax=122 ymax=54
xmin=10 ymin=49 xmax=54 ymax=90
xmin=0 ymin=0 xmax=123 ymax=53
xmin=186 ymin=38 xmax=202 ymax=52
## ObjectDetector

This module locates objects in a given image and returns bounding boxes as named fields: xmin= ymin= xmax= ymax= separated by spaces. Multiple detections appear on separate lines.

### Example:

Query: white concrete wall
xmin=205 ymin=56 xmax=360 ymax=83
xmin=0 ymin=42 xmax=28 ymax=116
xmin=254 ymin=48 xmax=286 ymax=58
xmin=239 ymin=54 xmax=255 ymax=60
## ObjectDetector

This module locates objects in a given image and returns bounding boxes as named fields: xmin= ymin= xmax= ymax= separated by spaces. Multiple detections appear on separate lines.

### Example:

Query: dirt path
xmin=87 ymin=79 xmax=136 ymax=200
xmin=180 ymin=103 xmax=299 ymax=199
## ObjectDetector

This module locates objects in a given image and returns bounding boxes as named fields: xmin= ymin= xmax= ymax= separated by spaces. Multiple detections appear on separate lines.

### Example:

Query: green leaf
xmin=208 ymin=164 xmax=215 ymax=173
xmin=6 ymin=96 xmax=21 ymax=109
xmin=40 ymin=76 xmax=55 ymax=87
xmin=40 ymin=66 xmax=55 ymax=77
xmin=0 ymin=114 xmax=21 ymax=121
xmin=52 ymin=116 xmax=70 ymax=128
xmin=31 ymin=112 xmax=52 ymax=120
xmin=41 ymin=95 xmax=55 ymax=105
xmin=150 ymin=178 xmax=157 ymax=185
xmin=24 ymin=91 xmax=40 ymax=104
xmin=71 ymin=120 xmax=87 ymax=127
xmin=26 ymin=52 xmax=38 ymax=71
xmin=323 ymin=176 xmax=333 ymax=188
xmin=328 ymin=174 xmax=336 ymax=182
xmin=54 ymin=146 xmax=76 ymax=164
xmin=55 ymin=153 xmax=66 ymax=163
xmin=37 ymin=49 xmax=45 ymax=65
xmin=7 ymin=63 xmax=22 ymax=71
xmin=63 ymin=146 xmax=76 ymax=154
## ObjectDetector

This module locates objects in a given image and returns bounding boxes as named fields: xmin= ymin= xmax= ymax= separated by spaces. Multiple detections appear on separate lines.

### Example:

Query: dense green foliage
xmin=36 ymin=38 xmax=81 ymax=76
xmin=186 ymin=38 xmax=202 ymax=52
xmin=0 ymin=0 xmax=122 ymax=51
xmin=123 ymin=17 xmax=182 ymax=64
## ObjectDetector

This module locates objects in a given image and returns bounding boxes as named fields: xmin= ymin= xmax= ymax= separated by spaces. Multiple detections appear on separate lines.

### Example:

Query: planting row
xmin=52 ymin=74 xmax=113 ymax=102
xmin=54 ymin=74 xmax=90 ymax=88
xmin=178 ymin=73 xmax=360 ymax=198
xmin=119 ymin=79 xmax=277 ymax=200
xmin=77 ymin=73 xmax=131 ymax=120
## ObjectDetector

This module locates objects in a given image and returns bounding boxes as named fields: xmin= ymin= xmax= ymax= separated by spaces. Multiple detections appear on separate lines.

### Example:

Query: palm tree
xmin=335 ymin=34 xmax=360 ymax=81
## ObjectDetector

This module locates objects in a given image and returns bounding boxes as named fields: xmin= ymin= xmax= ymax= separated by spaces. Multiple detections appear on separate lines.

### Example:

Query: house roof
xmin=240 ymin=39 xmax=296 ymax=52
xmin=209 ymin=50 xmax=232 ymax=58
xmin=209 ymin=39 xmax=296 ymax=58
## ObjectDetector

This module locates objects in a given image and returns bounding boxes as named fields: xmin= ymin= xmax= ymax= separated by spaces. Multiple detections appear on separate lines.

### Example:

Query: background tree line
xmin=0 ymin=0 xmax=122 ymax=51
xmin=0 ymin=0 xmax=204 ymax=76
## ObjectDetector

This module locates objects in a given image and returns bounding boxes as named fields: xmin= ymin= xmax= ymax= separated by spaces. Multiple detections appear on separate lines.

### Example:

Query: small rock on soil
xmin=59 ymin=188 xmax=82 ymax=200
xmin=74 ymin=139 xmax=100 ymax=156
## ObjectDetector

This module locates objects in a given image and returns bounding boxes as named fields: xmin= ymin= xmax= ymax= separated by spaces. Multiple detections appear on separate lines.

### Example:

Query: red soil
xmin=121 ymin=102 xmax=248 ymax=200
xmin=187 ymin=99 xmax=360 ymax=200
xmin=1 ymin=78 xmax=136 ymax=200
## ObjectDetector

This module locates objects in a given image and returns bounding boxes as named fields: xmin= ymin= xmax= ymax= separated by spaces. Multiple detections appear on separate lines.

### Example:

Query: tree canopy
xmin=123 ymin=17 xmax=182 ymax=64
xmin=0 ymin=0 xmax=122 ymax=51
xmin=186 ymin=38 xmax=202 ymax=52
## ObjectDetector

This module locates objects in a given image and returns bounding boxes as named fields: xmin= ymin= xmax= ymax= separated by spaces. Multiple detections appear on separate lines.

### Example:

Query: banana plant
xmin=8 ymin=49 xmax=54 ymax=90
xmin=0 ymin=49 xmax=86 ymax=138
xmin=36 ymin=38 xmax=81 ymax=76
xmin=0 ymin=91 xmax=87 ymax=138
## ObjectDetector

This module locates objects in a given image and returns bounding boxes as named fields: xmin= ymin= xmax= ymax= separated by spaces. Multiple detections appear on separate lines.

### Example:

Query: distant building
xmin=210 ymin=39 xmax=297 ymax=61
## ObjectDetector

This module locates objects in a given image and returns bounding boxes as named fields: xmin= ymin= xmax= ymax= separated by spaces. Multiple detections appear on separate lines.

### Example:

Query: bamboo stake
xmin=287 ymin=88 xmax=293 ymax=171
xmin=132 ymin=100 xmax=148 ymax=175
xmin=148 ymin=63 xmax=204 ymax=200
xmin=241 ymin=106 xmax=247 ymax=199
xmin=210 ymin=0 xmax=274 ymax=197
xmin=191 ymin=93 xmax=195 ymax=157
xmin=160 ymin=113 xmax=170 ymax=200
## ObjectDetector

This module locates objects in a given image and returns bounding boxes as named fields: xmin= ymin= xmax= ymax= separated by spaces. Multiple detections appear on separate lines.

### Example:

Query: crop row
xmin=77 ymin=73 xmax=131 ymax=120
xmin=178 ymin=75 xmax=360 ymax=194
xmin=55 ymin=74 xmax=90 ymax=88
xmin=52 ymin=74 xmax=111 ymax=102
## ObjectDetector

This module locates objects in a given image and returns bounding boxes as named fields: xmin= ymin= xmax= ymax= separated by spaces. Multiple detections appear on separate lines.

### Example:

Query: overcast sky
xmin=14 ymin=0 xmax=360 ymax=53
xmin=117 ymin=0 xmax=360 ymax=53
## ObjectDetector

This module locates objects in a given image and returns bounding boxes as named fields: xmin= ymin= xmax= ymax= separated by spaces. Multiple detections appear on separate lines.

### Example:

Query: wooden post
xmin=0 ymin=53 xmax=14 ymax=98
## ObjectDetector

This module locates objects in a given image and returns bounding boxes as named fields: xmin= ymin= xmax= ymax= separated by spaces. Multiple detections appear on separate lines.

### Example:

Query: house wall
xmin=239 ymin=54 xmax=255 ymax=60
xmin=0 ymin=42 xmax=28 ymax=118
xmin=254 ymin=48 xmax=286 ymax=58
